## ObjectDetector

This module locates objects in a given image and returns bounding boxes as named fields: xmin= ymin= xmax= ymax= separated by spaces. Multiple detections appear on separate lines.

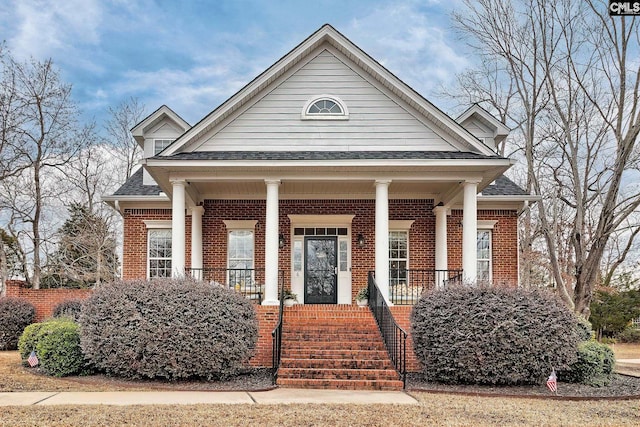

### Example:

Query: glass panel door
xmin=304 ymin=236 xmax=338 ymax=304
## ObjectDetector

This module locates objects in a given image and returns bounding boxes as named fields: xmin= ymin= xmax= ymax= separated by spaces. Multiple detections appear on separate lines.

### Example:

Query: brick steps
xmin=276 ymin=378 xmax=404 ymax=391
xmin=280 ymin=357 xmax=393 ymax=370
xmin=276 ymin=304 xmax=402 ymax=391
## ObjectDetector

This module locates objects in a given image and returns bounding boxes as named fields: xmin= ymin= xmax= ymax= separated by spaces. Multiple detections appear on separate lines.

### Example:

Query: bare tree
xmin=0 ymin=51 xmax=83 ymax=288
xmin=452 ymin=0 xmax=640 ymax=317
xmin=104 ymin=97 xmax=145 ymax=182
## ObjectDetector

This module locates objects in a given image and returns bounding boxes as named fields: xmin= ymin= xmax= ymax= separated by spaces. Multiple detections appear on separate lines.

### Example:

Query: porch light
xmin=279 ymin=233 xmax=285 ymax=249
xmin=357 ymin=233 xmax=365 ymax=248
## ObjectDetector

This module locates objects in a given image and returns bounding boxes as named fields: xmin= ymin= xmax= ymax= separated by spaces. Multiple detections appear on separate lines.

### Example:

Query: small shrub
xmin=80 ymin=278 xmax=258 ymax=380
xmin=18 ymin=318 xmax=85 ymax=377
xmin=617 ymin=327 xmax=640 ymax=343
xmin=0 ymin=297 xmax=35 ymax=350
xmin=560 ymin=341 xmax=615 ymax=386
xmin=411 ymin=286 xmax=580 ymax=385
xmin=52 ymin=299 xmax=83 ymax=321
xmin=18 ymin=322 xmax=46 ymax=362
xmin=600 ymin=337 xmax=617 ymax=345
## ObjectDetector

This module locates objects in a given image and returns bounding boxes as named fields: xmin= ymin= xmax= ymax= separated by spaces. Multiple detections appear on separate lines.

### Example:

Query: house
xmin=104 ymin=24 xmax=535 ymax=389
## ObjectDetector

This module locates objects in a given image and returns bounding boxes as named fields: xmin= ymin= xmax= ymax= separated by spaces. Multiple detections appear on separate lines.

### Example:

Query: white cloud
xmin=9 ymin=0 xmax=103 ymax=61
xmin=345 ymin=0 xmax=469 ymax=103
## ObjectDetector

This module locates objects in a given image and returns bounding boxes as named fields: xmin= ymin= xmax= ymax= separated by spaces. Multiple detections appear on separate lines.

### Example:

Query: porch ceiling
xmin=190 ymin=179 xmax=455 ymax=200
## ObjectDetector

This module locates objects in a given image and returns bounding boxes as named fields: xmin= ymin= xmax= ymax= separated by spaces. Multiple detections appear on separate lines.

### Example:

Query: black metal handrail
xmin=389 ymin=269 xmax=463 ymax=305
xmin=271 ymin=277 xmax=286 ymax=383
xmin=188 ymin=268 xmax=284 ymax=303
xmin=368 ymin=271 xmax=407 ymax=388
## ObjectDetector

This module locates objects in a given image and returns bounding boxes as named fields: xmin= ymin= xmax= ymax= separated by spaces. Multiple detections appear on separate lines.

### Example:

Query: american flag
xmin=27 ymin=350 xmax=39 ymax=367
xmin=546 ymin=369 xmax=557 ymax=393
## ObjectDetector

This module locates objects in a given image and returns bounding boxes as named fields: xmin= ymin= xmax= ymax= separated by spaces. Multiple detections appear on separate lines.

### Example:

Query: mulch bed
xmin=407 ymin=373 xmax=640 ymax=399
xmin=57 ymin=368 xmax=275 ymax=391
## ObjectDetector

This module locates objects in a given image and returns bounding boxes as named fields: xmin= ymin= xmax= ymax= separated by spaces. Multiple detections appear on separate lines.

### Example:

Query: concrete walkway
xmin=0 ymin=389 xmax=419 ymax=406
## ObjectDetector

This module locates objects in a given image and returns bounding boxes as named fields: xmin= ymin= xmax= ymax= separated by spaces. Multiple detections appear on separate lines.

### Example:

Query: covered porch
xmin=142 ymin=154 xmax=512 ymax=306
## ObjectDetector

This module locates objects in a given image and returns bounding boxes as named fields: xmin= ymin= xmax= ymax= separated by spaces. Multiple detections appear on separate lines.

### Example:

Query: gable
xmin=162 ymin=25 xmax=496 ymax=156
xmin=191 ymin=50 xmax=462 ymax=153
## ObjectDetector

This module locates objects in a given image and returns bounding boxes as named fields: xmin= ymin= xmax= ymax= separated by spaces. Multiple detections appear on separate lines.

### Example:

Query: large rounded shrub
xmin=0 ymin=297 xmax=35 ymax=350
xmin=411 ymin=286 xmax=580 ymax=385
xmin=80 ymin=278 xmax=258 ymax=380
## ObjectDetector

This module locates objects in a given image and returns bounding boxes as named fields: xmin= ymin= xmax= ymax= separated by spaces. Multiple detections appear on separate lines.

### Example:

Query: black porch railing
xmin=368 ymin=271 xmax=407 ymax=388
xmin=389 ymin=269 xmax=463 ymax=305
xmin=187 ymin=268 xmax=284 ymax=303
xmin=271 ymin=278 xmax=286 ymax=383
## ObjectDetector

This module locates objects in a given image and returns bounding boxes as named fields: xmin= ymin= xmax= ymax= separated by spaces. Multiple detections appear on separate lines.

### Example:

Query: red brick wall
xmin=390 ymin=306 xmax=421 ymax=372
xmin=122 ymin=202 xmax=520 ymax=291
xmin=251 ymin=306 xmax=279 ymax=367
xmin=4 ymin=281 xmax=92 ymax=322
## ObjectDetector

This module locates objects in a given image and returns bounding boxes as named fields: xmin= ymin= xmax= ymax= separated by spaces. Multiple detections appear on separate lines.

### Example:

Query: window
xmin=308 ymin=99 xmax=342 ymax=114
xmin=301 ymin=95 xmax=349 ymax=120
xmin=228 ymin=230 xmax=254 ymax=270
xmin=389 ymin=231 xmax=408 ymax=287
xmin=477 ymin=230 xmax=492 ymax=281
xmin=148 ymin=229 xmax=172 ymax=278
xmin=153 ymin=139 xmax=173 ymax=155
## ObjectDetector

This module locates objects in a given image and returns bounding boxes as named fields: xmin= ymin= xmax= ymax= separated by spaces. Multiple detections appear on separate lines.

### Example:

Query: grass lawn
xmin=1 ymin=396 xmax=639 ymax=427
xmin=1 ymin=346 xmax=639 ymax=426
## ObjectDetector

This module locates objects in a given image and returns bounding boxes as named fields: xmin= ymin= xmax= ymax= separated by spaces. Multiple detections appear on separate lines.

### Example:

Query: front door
xmin=304 ymin=236 xmax=338 ymax=304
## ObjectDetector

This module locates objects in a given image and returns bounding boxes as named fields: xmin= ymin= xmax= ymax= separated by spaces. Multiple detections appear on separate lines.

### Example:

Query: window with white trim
xmin=389 ymin=231 xmax=409 ymax=287
xmin=153 ymin=139 xmax=173 ymax=155
xmin=301 ymin=95 xmax=349 ymax=120
xmin=227 ymin=230 xmax=254 ymax=270
xmin=477 ymin=229 xmax=492 ymax=281
xmin=148 ymin=229 xmax=172 ymax=278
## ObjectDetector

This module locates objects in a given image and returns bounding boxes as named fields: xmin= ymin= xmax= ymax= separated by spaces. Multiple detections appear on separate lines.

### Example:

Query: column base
xmin=261 ymin=299 xmax=280 ymax=306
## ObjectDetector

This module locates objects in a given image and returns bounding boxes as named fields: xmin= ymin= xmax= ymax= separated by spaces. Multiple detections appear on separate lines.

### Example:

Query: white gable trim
xmin=457 ymin=104 xmax=510 ymax=143
xmin=131 ymin=105 xmax=190 ymax=148
xmin=162 ymin=25 xmax=496 ymax=157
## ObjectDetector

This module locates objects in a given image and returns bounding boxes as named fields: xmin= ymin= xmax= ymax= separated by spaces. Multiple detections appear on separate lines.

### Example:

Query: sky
xmin=0 ymin=0 xmax=469 ymax=128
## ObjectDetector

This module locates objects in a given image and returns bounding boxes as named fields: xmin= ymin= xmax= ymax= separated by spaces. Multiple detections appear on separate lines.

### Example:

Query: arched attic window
xmin=301 ymin=95 xmax=349 ymax=120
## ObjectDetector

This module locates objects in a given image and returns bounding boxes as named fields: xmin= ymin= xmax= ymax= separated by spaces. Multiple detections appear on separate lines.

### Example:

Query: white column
xmin=433 ymin=205 xmax=448 ymax=288
xmin=171 ymin=180 xmax=186 ymax=277
xmin=263 ymin=179 xmax=280 ymax=305
xmin=462 ymin=180 xmax=479 ymax=283
xmin=375 ymin=180 xmax=391 ymax=305
xmin=190 ymin=205 xmax=204 ymax=280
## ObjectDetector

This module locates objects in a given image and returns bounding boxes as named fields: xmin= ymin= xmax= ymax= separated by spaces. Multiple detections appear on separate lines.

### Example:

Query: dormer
xmin=456 ymin=104 xmax=509 ymax=153
xmin=130 ymin=105 xmax=190 ymax=185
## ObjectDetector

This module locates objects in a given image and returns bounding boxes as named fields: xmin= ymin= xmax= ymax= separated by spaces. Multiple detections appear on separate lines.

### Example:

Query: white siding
xmin=143 ymin=119 xmax=185 ymax=185
xmin=197 ymin=51 xmax=458 ymax=152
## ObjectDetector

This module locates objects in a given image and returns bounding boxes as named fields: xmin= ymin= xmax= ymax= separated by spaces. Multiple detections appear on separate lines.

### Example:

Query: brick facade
xmin=122 ymin=200 xmax=520 ymax=293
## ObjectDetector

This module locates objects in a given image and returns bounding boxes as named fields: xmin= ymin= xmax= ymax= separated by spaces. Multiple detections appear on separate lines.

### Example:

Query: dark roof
xmin=482 ymin=175 xmax=527 ymax=196
xmin=151 ymin=151 xmax=504 ymax=161
xmin=113 ymin=168 xmax=163 ymax=196
xmin=110 ymin=157 xmax=527 ymax=198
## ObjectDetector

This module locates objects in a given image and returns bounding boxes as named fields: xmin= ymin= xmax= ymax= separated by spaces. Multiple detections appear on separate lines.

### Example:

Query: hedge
xmin=560 ymin=341 xmax=615 ymax=386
